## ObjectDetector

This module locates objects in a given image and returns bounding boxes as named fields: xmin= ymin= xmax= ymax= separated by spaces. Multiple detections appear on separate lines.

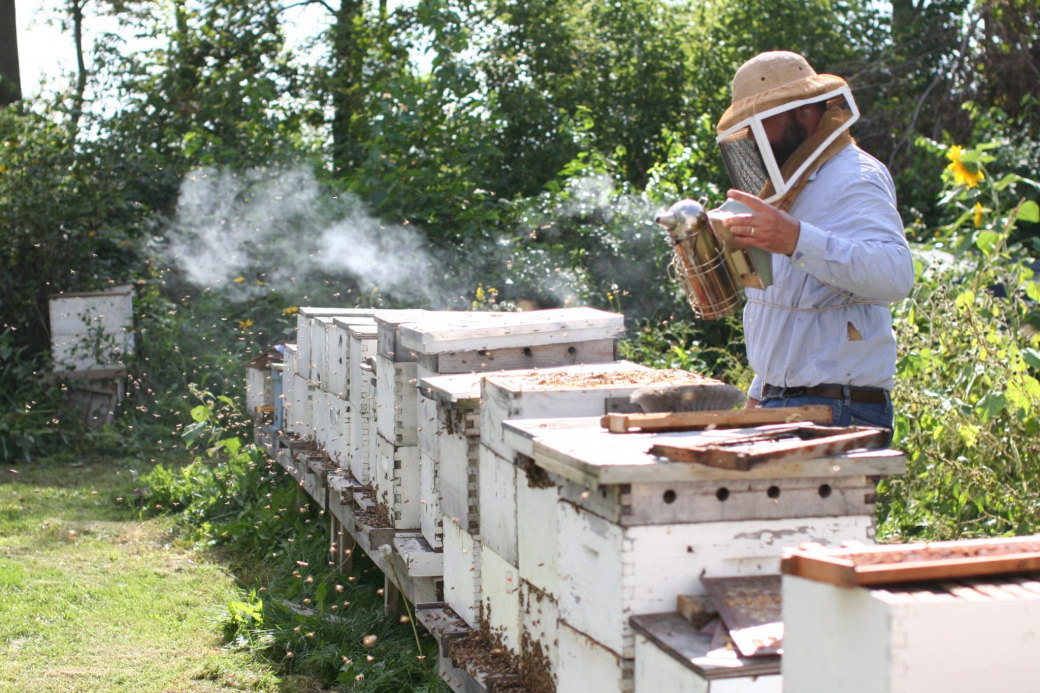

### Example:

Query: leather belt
xmin=762 ymin=383 xmax=888 ymax=404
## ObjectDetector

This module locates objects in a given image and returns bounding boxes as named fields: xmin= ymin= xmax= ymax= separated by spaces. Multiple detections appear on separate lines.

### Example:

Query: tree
xmin=0 ymin=0 xmax=20 ymax=105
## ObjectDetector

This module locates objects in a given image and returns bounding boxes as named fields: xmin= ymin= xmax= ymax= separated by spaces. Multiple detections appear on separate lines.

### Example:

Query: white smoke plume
xmin=163 ymin=166 xmax=445 ymax=303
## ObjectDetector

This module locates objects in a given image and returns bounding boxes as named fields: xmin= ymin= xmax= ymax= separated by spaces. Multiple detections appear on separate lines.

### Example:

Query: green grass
xmin=0 ymin=458 xmax=281 ymax=692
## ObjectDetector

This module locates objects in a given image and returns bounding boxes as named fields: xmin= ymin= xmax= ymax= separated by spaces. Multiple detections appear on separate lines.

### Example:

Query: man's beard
xmin=770 ymin=117 xmax=808 ymax=168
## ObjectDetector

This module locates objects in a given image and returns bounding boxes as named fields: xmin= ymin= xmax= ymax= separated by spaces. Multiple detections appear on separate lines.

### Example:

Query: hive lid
xmin=398 ymin=307 xmax=624 ymax=354
xmin=297 ymin=307 xmax=379 ymax=319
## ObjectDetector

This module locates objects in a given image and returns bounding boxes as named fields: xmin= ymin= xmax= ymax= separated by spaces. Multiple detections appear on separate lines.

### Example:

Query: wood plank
xmin=503 ymin=417 xmax=905 ymax=485
xmin=782 ymin=538 xmax=1040 ymax=587
xmin=649 ymin=426 xmax=886 ymax=470
xmin=603 ymin=405 xmax=833 ymax=433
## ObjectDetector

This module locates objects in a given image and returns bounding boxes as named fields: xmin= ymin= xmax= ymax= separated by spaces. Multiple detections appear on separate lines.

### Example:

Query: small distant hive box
xmin=49 ymin=284 xmax=135 ymax=371
xmin=781 ymin=537 xmax=1040 ymax=693
xmin=244 ymin=345 xmax=283 ymax=423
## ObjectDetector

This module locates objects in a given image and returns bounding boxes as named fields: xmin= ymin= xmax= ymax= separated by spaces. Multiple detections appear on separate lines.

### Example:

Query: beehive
xmin=347 ymin=323 xmax=378 ymax=485
xmin=49 ymin=285 xmax=135 ymax=372
xmin=780 ymin=538 xmax=1040 ymax=693
xmin=500 ymin=417 xmax=905 ymax=691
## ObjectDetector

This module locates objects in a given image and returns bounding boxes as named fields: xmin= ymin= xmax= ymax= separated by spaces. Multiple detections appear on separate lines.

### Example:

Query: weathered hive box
xmin=400 ymin=307 xmax=624 ymax=381
xmin=372 ymin=310 xmax=434 ymax=530
xmin=49 ymin=285 xmax=135 ymax=372
xmin=417 ymin=371 xmax=484 ymax=552
xmin=322 ymin=316 xmax=376 ymax=467
xmin=295 ymin=307 xmax=378 ymax=383
xmin=476 ymin=363 xmax=728 ymax=641
xmin=780 ymin=537 xmax=1040 ymax=693
xmin=347 ymin=324 xmax=378 ymax=485
xmin=406 ymin=310 xmax=625 ymax=549
xmin=281 ymin=344 xmax=299 ymax=434
xmin=244 ymin=352 xmax=275 ymax=421
xmin=499 ymin=417 xmax=906 ymax=693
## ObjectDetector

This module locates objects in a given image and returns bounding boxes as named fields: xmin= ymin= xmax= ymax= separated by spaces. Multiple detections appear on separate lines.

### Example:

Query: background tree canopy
xmin=1 ymin=0 xmax=1038 ymax=442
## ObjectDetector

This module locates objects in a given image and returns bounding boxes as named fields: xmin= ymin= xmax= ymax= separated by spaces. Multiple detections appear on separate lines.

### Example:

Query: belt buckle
xmin=784 ymin=386 xmax=806 ymax=398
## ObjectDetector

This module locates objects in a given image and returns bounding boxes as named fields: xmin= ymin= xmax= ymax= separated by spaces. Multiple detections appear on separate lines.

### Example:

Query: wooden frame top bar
xmin=503 ymin=417 xmax=905 ymax=486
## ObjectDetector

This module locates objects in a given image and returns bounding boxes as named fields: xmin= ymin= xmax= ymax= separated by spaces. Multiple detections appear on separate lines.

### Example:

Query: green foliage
xmin=878 ymin=143 xmax=1040 ymax=540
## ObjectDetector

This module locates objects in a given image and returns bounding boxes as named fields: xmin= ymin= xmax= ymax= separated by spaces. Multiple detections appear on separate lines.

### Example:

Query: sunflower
xmin=973 ymin=202 xmax=984 ymax=229
xmin=946 ymin=146 xmax=985 ymax=188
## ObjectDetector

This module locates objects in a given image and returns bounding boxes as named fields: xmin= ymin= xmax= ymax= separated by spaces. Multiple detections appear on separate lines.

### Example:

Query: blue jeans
xmin=759 ymin=386 xmax=893 ymax=444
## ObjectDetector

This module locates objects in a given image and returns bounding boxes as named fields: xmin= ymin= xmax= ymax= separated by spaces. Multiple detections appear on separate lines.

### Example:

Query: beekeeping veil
xmin=716 ymin=51 xmax=859 ymax=210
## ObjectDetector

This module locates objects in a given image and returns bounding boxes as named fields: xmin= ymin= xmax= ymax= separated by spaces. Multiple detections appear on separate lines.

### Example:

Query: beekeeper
xmin=716 ymin=51 xmax=914 ymax=431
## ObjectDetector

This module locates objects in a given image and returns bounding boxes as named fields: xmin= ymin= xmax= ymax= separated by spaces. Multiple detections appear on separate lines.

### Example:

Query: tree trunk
xmin=0 ymin=0 xmax=21 ymax=105
xmin=331 ymin=0 xmax=367 ymax=173
xmin=68 ymin=0 xmax=89 ymax=140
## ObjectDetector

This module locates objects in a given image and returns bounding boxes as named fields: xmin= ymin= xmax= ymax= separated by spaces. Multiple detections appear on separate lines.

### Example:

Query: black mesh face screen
xmin=719 ymin=129 xmax=769 ymax=194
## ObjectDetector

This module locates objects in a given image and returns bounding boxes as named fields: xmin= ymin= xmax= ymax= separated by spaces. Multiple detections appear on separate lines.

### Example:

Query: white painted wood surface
xmin=480 ymin=544 xmax=521 ymax=655
xmin=393 ymin=533 xmax=443 ymax=577
xmin=782 ymin=574 xmax=1040 ymax=693
xmin=633 ymin=635 xmax=782 ymax=693
xmin=375 ymin=354 xmax=419 ymax=446
xmin=557 ymin=621 xmax=633 ymax=693
xmin=375 ymin=433 xmax=421 ymax=529
xmin=398 ymin=307 xmax=624 ymax=354
xmin=348 ymin=325 xmax=377 ymax=484
xmin=324 ymin=395 xmax=350 ymax=467
xmin=326 ymin=321 xmax=350 ymax=398
xmin=49 ymin=286 xmax=135 ymax=371
xmin=558 ymin=508 xmax=874 ymax=658
xmin=478 ymin=444 xmax=518 ymax=566
xmin=311 ymin=317 xmax=331 ymax=387
xmin=504 ymin=418 xmax=907 ymax=486
xmin=290 ymin=373 xmax=313 ymax=439
xmin=516 ymin=465 xmax=560 ymax=598
xmin=419 ymin=449 xmax=442 ymax=550
xmin=519 ymin=581 xmax=559 ymax=687
xmin=442 ymin=515 xmax=481 ymax=628
xmin=245 ymin=366 xmax=271 ymax=419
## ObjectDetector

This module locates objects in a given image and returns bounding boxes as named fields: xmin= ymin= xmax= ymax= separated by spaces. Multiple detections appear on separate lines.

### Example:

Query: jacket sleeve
xmin=789 ymin=169 xmax=915 ymax=304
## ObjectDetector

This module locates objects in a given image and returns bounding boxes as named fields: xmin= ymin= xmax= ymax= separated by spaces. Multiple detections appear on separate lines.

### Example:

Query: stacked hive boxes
xmin=250 ymin=305 xmax=909 ymax=693
xmin=475 ymin=365 xmax=734 ymax=687
xmin=500 ymin=416 xmax=899 ymax=693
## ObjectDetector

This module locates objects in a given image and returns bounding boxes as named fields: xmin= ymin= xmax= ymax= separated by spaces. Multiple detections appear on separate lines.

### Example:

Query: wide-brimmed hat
xmin=717 ymin=51 xmax=849 ymax=134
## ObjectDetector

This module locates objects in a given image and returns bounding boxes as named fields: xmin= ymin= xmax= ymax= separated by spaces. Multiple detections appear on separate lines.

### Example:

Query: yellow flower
xmin=233 ymin=276 xmax=245 ymax=283
xmin=475 ymin=284 xmax=485 ymax=302
xmin=238 ymin=319 xmax=254 ymax=329
xmin=282 ymin=306 xmax=299 ymax=315
xmin=946 ymin=145 xmax=985 ymax=188
xmin=973 ymin=202 xmax=984 ymax=228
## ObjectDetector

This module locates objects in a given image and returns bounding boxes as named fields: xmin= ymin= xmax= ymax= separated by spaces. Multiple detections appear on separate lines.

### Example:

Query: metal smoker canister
xmin=656 ymin=199 xmax=742 ymax=320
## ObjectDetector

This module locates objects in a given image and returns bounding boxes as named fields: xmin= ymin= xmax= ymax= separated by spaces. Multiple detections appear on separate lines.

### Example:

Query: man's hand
xmin=721 ymin=189 xmax=801 ymax=256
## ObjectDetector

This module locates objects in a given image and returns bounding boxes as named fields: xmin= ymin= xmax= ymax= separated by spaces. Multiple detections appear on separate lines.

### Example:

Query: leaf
xmin=215 ymin=437 xmax=242 ymax=455
xmin=994 ymin=173 xmax=1022 ymax=191
xmin=975 ymin=392 xmax=1006 ymax=421
xmin=190 ymin=405 xmax=210 ymax=423
xmin=957 ymin=424 xmax=979 ymax=448
xmin=955 ymin=290 xmax=976 ymax=312
xmin=1026 ymin=282 xmax=1040 ymax=302
xmin=974 ymin=231 xmax=1001 ymax=256
xmin=1016 ymin=200 xmax=1039 ymax=223
xmin=1023 ymin=348 xmax=1040 ymax=371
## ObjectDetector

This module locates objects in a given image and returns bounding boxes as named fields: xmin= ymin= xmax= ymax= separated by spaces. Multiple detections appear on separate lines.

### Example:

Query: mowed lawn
xmin=0 ymin=458 xmax=278 ymax=692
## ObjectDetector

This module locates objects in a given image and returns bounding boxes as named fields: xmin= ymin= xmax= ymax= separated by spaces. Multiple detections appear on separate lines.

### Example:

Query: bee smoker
xmin=656 ymin=198 xmax=772 ymax=320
